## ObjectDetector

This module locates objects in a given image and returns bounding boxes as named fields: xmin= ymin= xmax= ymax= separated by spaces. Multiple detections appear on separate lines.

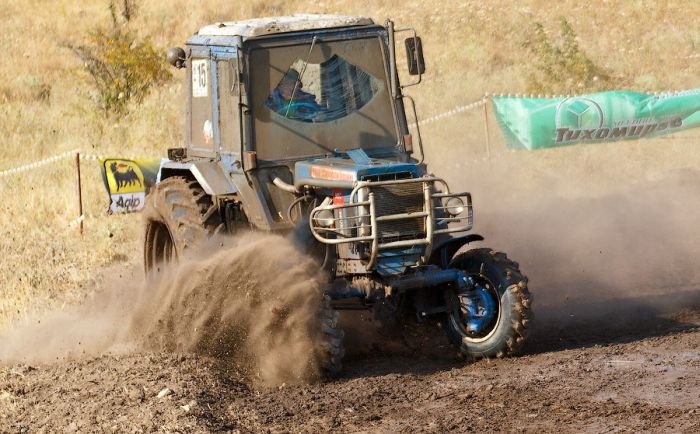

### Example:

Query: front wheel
xmin=444 ymin=248 xmax=532 ymax=359
xmin=317 ymin=296 xmax=345 ymax=377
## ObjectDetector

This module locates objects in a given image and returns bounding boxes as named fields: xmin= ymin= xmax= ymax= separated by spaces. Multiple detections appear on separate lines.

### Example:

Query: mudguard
xmin=429 ymin=234 xmax=485 ymax=268
xmin=158 ymin=159 xmax=281 ymax=230
xmin=159 ymin=160 xmax=238 ymax=196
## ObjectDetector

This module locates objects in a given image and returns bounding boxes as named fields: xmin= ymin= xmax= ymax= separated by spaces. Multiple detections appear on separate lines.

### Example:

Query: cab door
xmin=187 ymin=47 xmax=242 ymax=160
xmin=214 ymin=53 xmax=241 ymax=157
xmin=187 ymin=50 xmax=216 ymax=158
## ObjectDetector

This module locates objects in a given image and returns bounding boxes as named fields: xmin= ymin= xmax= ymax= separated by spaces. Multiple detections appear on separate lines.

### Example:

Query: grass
xmin=1 ymin=0 xmax=700 ymax=327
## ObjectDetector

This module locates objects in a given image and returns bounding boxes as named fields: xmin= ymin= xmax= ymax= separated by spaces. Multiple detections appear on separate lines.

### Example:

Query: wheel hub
xmin=458 ymin=281 xmax=498 ymax=336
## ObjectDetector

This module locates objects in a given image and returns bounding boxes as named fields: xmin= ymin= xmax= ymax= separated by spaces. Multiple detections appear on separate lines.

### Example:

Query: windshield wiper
xmin=285 ymin=35 xmax=317 ymax=118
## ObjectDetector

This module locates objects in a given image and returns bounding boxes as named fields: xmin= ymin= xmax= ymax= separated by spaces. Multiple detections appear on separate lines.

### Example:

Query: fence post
xmin=75 ymin=152 xmax=83 ymax=236
xmin=483 ymin=96 xmax=492 ymax=166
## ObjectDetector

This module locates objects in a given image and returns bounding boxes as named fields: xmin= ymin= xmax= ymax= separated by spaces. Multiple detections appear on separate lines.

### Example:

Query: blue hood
xmin=295 ymin=156 xmax=421 ymax=189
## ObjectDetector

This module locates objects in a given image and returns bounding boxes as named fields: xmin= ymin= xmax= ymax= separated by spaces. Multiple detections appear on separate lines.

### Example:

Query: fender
xmin=159 ymin=160 xmax=238 ymax=196
xmin=429 ymin=234 xmax=485 ymax=268
xmin=158 ymin=159 xmax=280 ymax=230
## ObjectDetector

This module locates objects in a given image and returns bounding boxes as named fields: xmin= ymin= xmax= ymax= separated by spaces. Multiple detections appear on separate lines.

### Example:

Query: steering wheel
xmin=282 ymin=101 xmax=323 ymax=122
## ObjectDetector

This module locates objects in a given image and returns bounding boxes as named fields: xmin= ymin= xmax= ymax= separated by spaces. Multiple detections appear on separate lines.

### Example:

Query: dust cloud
xmin=0 ymin=234 xmax=327 ymax=385
xmin=2 ymin=152 xmax=699 ymax=371
xmin=434 ymin=149 xmax=700 ymax=341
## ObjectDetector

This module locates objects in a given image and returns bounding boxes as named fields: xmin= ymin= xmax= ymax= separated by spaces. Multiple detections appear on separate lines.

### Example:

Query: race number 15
xmin=192 ymin=59 xmax=208 ymax=98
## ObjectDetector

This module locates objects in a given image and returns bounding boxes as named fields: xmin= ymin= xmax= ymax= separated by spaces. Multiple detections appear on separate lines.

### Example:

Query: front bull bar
xmin=309 ymin=177 xmax=473 ymax=270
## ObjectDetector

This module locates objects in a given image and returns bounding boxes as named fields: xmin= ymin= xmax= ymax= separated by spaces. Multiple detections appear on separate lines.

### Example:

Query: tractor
xmin=144 ymin=14 xmax=532 ymax=374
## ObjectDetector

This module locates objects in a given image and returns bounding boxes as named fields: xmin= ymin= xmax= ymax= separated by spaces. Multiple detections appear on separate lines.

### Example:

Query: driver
xmin=266 ymin=68 xmax=324 ymax=121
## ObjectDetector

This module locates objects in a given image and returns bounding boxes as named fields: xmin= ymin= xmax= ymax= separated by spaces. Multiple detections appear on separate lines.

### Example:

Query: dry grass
xmin=1 ymin=0 xmax=700 ymax=327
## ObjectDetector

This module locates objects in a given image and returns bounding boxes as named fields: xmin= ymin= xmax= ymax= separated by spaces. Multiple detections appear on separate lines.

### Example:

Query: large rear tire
xmin=143 ymin=176 xmax=222 ymax=272
xmin=144 ymin=177 xmax=344 ymax=376
xmin=444 ymin=248 xmax=532 ymax=359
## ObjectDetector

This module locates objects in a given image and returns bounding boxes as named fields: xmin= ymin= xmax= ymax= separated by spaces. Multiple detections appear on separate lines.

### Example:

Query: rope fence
xmin=0 ymin=149 xmax=80 ymax=178
xmin=67 ymin=213 xmax=87 ymax=228
xmin=0 ymin=150 xmax=155 ymax=177
xmin=67 ymin=212 xmax=108 ymax=229
xmin=411 ymin=97 xmax=488 ymax=127
xmin=0 ymin=149 xmax=155 ymax=233
xmin=2 ymin=90 xmax=698 ymax=232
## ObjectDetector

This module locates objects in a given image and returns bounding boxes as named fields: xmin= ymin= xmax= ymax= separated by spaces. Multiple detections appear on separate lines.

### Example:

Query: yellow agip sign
xmin=104 ymin=160 xmax=145 ymax=194
xmin=100 ymin=158 xmax=161 ymax=213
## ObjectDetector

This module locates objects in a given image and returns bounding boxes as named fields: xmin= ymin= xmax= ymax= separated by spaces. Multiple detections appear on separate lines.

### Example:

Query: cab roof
xmin=196 ymin=14 xmax=374 ymax=38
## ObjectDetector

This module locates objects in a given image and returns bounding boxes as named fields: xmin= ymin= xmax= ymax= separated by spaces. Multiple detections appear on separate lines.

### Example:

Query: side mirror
xmin=405 ymin=37 xmax=425 ymax=75
xmin=166 ymin=47 xmax=186 ymax=69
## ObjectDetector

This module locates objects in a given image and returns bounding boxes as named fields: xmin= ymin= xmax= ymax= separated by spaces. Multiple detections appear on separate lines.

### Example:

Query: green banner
xmin=492 ymin=89 xmax=700 ymax=150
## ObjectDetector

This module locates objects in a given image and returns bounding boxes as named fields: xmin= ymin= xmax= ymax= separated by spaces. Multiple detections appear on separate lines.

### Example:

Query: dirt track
xmin=1 ymin=298 xmax=698 ymax=433
xmin=2 ymin=172 xmax=700 ymax=433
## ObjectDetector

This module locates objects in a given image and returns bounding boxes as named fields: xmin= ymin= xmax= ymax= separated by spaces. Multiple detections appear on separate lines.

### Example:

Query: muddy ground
xmin=1 ymin=293 xmax=698 ymax=433
xmin=2 ymin=172 xmax=700 ymax=433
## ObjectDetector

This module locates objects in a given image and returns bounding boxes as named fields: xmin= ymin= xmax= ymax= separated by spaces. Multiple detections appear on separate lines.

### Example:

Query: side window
xmin=190 ymin=58 xmax=214 ymax=150
xmin=217 ymin=60 xmax=240 ymax=153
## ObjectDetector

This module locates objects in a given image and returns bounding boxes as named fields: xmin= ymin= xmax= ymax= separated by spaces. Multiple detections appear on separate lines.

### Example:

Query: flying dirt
xmin=0 ymin=234 xmax=331 ymax=386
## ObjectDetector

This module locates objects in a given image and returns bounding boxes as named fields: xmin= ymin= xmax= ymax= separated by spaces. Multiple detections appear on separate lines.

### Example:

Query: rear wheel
xmin=144 ymin=177 xmax=345 ymax=376
xmin=143 ymin=176 xmax=222 ymax=272
xmin=444 ymin=248 xmax=532 ymax=358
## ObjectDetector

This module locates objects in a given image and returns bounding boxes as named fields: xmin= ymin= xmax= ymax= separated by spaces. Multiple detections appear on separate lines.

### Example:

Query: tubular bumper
xmin=309 ymin=177 xmax=473 ymax=270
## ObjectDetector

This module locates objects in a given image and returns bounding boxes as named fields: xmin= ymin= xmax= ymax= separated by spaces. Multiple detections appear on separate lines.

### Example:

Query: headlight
xmin=444 ymin=197 xmax=465 ymax=216
xmin=315 ymin=209 xmax=335 ymax=227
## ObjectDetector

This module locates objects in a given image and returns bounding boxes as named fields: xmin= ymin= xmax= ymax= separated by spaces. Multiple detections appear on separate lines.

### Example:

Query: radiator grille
xmin=372 ymin=182 xmax=426 ymax=243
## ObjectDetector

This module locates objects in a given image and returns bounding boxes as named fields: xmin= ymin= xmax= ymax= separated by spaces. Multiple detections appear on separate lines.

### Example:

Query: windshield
xmin=265 ymin=55 xmax=383 ymax=123
xmin=249 ymin=35 xmax=399 ymax=161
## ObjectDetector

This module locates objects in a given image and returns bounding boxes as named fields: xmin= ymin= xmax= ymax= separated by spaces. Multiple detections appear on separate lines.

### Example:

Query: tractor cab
xmin=163 ymin=15 xmax=427 ymax=232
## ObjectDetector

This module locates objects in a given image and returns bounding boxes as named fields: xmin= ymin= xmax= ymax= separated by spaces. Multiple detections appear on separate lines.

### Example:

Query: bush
xmin=69 ymin=1 xmax=170 ymax=115
xmin=522 ymin=18 xmax=614 ymax=94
